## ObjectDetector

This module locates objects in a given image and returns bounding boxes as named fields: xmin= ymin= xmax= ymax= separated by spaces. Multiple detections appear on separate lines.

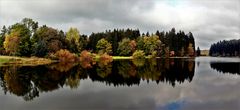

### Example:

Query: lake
xmin=0 ymin=57 xmax=239 ymax=110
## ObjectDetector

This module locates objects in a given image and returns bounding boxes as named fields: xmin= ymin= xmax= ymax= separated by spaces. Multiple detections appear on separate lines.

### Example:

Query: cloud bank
xmin=0 ymin=0 xmax=239 ymax=49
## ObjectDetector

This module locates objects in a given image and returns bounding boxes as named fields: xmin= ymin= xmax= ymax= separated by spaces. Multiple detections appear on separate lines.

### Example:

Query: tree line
xmin=209 ymin=39 xmax=240 ymax=57
xmin=0 ymin=18 xmax=196 ymax=59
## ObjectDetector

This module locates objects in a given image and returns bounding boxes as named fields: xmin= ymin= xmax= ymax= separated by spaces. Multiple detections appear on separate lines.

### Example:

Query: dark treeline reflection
xmin=0 ymin=59 xmax=195 ymax=101
xmin=210 ymin=62 xmax=240 ymax=75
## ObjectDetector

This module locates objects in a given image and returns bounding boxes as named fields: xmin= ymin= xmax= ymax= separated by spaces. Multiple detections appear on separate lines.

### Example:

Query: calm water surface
xmin=0 ymin=57 xmax=239 ymax=110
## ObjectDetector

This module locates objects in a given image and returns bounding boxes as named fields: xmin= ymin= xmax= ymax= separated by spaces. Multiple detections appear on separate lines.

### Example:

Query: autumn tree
xmin=66 ymin=27 xmax=82 ymax=53
xmin=32 ymin=25 xmax=66 ymax=56
xmin=54 ymin=49 xmax=78 ymax=63
xmin=117 ymin=38 xmax=132 ymax=56
xmin=129 ymin=40 xmax=137 ymax=52
xmin=132 ymin=50 xmax=145 ymax=59
xmin=142 ymin=34 xmax=161 ymax=56
xmin=79 ymin=50 xmax=95 ymax=68
xmin=96 ymin=38 xmax=112 ymax=55
xmin=4 ymin=23 xmax=31 ymax=56
xmin=87 ymin=29 xmax=140 ymax=55
xmin=4 ymin=32 xmax=20 ymax=55
xmin=2 ymin=18 xmax=39 ymax=56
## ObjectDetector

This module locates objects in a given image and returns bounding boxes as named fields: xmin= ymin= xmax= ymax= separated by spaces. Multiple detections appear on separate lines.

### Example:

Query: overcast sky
xmin=0 ymin=0 xmax=239 ymax=49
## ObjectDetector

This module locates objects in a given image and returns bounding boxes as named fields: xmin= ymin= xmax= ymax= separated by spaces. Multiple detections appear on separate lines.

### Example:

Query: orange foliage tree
xmin=4 ymin=32 xmax=20 ymax=55
xmin=54 ymin=49 xmax=78 ymax=63
xmin=99 ymin=53 xmax=113 ymax=67
xmin=79 ymin=50 xmax=95 ymax=68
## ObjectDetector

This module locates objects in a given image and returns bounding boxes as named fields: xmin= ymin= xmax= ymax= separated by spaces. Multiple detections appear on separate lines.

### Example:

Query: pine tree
xmin=196 ymin=47 xmax=201 ymax=56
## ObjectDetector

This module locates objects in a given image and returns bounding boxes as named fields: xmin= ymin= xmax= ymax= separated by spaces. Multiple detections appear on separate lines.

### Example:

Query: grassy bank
xmin=93 ymin=55 xmax=133 ymax=60
xmin=112 ymin=56 xmax=132 ymax=60
xmin=0 ymin=56 xmax=53 ymax=66
xmin=0 ymin=58 xmax=10 ymax=66
xmin=106 ymin=56 xmax=193 ymax=60
xmin=0 ymin=55 xmax=195 ymax=66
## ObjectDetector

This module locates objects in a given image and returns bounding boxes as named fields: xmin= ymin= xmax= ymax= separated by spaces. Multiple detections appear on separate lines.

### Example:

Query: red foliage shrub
xmin=99 ymin=53 xmax=113 ymax=66
xmin=129 ymin=40 xmax=137 ymax=52
xmin=79 ymin=50 xmax=95 ymax=68
xmin=54 ymin=49 xmax=78 ymax=63
xmin=170 ymin=51 xmax=175 ymax=57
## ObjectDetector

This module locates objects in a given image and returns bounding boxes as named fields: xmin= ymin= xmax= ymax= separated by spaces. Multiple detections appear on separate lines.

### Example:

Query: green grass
xmin=94 ymin=55 xmax=132 ymax=60
xmin=0 ymin=55 xmax=194 ymax=66
xmin=94 ymin=55 xmax=193 ymax=60
xmin=0 ymin=56 xmax=53 ymax=66
xmin=0 ymin=57 xmax=10 ymax=66
xmin=112 ymin=56 xmax=132 ymax=60
xmin=0 ymin=58 xmax=9 ymax=63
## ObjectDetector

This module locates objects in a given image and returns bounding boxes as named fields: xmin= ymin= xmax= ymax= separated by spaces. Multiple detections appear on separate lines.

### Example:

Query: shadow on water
xmin=210 ymin=62 xmax=240 ymax=75
xmin=0 ymin=58 xmax=195 ymax=101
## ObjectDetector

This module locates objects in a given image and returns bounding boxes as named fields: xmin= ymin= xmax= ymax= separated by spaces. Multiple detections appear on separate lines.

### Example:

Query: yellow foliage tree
xmin=66 ymin=27 xmax=82 ymax=52
xmin=66 ymin=28 xmax=80 ymax=42
xmin=4 ymin=32 xmax=20 ymax=55
xmin=96 ymin=38 xmax=112 ymax=55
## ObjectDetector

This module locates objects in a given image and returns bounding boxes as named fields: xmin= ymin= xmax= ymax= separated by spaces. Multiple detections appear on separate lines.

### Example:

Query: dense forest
xmin=209 ymin=39 xmax=240 ymax=57
xmin=0 ymin=18 xmax=195 ymax=60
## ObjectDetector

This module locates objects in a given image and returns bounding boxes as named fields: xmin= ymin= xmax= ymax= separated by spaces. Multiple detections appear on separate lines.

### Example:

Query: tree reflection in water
xmin=0 ymin=58 xmax=195 ymax=101
xmin=210 ymin=62 xmax=240 ymax=75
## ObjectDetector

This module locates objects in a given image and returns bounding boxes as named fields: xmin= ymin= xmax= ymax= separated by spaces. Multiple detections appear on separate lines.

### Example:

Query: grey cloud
xmin=0 ymin=0 xmax=239 ymax=49
xmin=19 ymin=0 xmax=154 ymax=24
xmin=188 ymin=0 xmax=240 ymax=49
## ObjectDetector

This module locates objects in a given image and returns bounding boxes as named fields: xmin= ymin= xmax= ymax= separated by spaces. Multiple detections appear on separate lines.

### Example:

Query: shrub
xmin=132 ymin=50 xmax=145 ymax=59
xmin=80 ymin=50 xmax=93 ymax=62
xmin=149 ymin=51 xmax=157 ymax=58
xmin=96 ymin=38 xmax=112 ymax=55
xmin=54 ymin=49 xmax=78 ymax=63
xmin=99 ymin=53 xmax=113 ymax=66
xmin=117 ymin=38 xmax=131 ymax=56
xmin=129 ymin=40 xmax=137 ymax=52
xmin=79 ymin=50 xmax=94 ymax=68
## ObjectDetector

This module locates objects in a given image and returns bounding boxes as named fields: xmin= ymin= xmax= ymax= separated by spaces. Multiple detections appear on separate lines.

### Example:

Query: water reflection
xmin=210 ymin=62 xmax=240 ymax=75
xmin=0 ymin=58 xmax=195 ymax=101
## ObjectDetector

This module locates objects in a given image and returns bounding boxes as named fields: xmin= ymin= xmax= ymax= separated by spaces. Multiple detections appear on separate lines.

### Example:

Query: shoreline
xmin=1 ymin=55 xmax=239 ymax=66
xmin=0 ymin=56 xmax=53 ymax=66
